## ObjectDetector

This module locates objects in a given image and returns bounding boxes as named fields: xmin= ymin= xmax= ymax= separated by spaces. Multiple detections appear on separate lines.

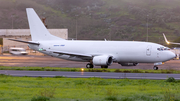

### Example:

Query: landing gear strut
xmin=153 ymin=66 xmax=158 ymax=70
xmin=86 ymin=63 xmax=94 ymax=68
xmin=101 ymin=66 xmax=108 ymax=68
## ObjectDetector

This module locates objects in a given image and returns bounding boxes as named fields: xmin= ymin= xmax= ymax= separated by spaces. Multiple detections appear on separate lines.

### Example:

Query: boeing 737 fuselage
xmin=9 ymin=8 xmax=176 ymax=70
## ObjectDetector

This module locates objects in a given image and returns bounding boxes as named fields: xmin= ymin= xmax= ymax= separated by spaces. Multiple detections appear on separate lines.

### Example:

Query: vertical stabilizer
xmin=26 ymin=8 xmax=65 ymax=41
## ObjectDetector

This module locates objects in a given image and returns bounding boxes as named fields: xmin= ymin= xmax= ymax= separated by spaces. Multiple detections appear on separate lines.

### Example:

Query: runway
xmin=0 ymin=70 xmax=180 ymax=80
xmin=0 ymin=55 xmax=180 ymax=70
xmin=0 ymin=55 xmax=180 ymax=80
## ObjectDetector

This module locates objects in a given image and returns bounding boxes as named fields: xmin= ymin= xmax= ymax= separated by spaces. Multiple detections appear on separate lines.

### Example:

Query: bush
xmin=74 ymin=80 xmax=85 ymax=85
xmin=88 ymin=69 xmax=102 ymax=72
xmin=144 ymin=71 xmax=149 ymax=73
xmin=0 ymin=74 xmax=6 ymax=77
xmin=132 ymin=69 xmax=143 ymax=73
xmin=0 ymin=74 xmax=10 ymax=77
xmin=31 ymin=96 xmax=50 ymax=101
xmin=123 ymin=70 xmax=131 ymax=73
xmin=53 ymin=76 xmax=65 ymax=78
xmin=120 ymin=95 xmax=161 ymax=101
xmin=38 ymin=88 xmax=56 ymax=98
xmin=114 ymin=69 xmax=122 ymax=72
xmin=105 ymin=96 xmax=118 ymax=101
xmin=166 ymin=77 xmax=176 ymax=82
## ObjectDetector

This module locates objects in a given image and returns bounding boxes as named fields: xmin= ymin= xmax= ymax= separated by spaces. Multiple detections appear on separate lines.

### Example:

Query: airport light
xmin=81 ymin=68 xmax=84 ymax=72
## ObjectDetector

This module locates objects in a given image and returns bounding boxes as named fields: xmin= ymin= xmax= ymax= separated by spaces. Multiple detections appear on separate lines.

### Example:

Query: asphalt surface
xmin=0 ymin=55 xmax=180 ymax=79
xmin=0 ymin=54 xmax=180 ymax=70
xmin=0 ymin=70 xmax=180 ymax=80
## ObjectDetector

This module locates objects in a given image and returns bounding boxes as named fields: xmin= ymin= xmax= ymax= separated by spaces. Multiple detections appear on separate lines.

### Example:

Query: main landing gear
xmin=86 ymin=63 xmax=94 ymax=68
xmin=86 ymin=63 xmax=109 ymax=69
xmin=153 ymin=66 xmax=158 ymax=70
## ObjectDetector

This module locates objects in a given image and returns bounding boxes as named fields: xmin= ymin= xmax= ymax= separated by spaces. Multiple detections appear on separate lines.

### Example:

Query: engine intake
xmin=93 ymin=55 xmax=113 ymax=66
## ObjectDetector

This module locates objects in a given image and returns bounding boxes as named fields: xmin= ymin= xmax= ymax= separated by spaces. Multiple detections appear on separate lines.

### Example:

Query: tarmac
xmin=0 ymin=54 xmax=179 ymax=70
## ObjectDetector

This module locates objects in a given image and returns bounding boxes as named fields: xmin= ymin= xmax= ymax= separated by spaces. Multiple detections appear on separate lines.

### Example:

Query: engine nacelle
xmin=119 ymin=63 xmax=138 ymax=66
xmin=93 ymin=55 xmax=113 ymax=66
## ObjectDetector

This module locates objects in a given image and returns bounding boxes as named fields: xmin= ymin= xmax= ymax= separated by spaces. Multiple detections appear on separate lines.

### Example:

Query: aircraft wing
xmin=163 ymin=33 xmax=180 ymax=45
xmin=8 ymin=39 xmax=40 ymax=45
xmin=51 ymin=50 xmax=93 ymax=59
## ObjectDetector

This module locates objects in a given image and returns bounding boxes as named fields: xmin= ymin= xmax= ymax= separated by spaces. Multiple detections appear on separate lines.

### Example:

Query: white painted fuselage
xmin=29 ymin=40 xmax=175 ymax=63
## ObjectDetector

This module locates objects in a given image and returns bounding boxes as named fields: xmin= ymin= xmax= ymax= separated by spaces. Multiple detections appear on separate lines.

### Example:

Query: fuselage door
xmin=146 ymin=46 xmax=151 ymax=56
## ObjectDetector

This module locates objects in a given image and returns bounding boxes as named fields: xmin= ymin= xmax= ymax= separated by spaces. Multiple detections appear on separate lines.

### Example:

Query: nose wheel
xmin=153 ymin=66 xmax=158 ymax=70
xmin=86 ymin=63 xmax=94 ymax=68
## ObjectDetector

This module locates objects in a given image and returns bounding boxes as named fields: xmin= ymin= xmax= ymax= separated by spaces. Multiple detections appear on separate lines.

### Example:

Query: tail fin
xmin=26 ymin=8 xmax=65 ymax=41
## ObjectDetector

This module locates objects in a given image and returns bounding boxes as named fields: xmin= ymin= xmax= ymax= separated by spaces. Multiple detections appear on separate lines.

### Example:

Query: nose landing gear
xmin=153 ymin=62 xmax=162 ymax=70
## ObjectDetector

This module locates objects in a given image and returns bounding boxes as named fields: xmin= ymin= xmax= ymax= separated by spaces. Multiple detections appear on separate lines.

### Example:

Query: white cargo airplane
xmin=9 ymin=8 xmax=176 ymax=70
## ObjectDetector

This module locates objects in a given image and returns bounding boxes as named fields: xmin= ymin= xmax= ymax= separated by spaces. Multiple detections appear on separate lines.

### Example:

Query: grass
xmin=0 ymin=66 xmax=180 ymax=74
xmin=0 ymin=75 xmax=180 ymax=101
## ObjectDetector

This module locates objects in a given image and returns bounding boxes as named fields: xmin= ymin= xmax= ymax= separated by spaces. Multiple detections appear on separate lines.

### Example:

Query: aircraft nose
xmin=167 ymin=51 xmax=176 ymax=60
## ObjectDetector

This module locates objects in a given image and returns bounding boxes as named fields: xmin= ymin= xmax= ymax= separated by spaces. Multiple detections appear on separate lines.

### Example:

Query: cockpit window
xmin=157 ymin=47 xmax=170 ymax=51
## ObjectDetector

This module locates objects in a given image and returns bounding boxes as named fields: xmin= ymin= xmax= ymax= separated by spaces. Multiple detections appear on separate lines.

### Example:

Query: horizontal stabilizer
xmin=8 ymin=39 xmax=40 ymax=45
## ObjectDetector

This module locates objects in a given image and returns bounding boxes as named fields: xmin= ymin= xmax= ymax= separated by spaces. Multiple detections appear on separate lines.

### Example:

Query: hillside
xmin=1 ymin=0 xmax=180 ymax=44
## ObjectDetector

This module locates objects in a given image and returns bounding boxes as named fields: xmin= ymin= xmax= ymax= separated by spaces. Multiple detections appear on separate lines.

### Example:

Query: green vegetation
xmin=1 ymin=0 xmax=180 ymax=43
xmin=0 ymin=66 xmax=180 ymax=74
xmin=0 ymin=75 xmax=180 ymax=101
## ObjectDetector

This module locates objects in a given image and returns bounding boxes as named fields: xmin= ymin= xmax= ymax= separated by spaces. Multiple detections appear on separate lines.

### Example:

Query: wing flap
xmin=52 ymin=50 xmax=92 ymax=58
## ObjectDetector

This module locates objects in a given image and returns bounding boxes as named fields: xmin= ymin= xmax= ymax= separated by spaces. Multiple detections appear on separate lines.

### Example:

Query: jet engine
xmin=119 ymin=63 xmax=138 ymax=66
xmin=93 ymin=55 xmax=113 ymax=66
